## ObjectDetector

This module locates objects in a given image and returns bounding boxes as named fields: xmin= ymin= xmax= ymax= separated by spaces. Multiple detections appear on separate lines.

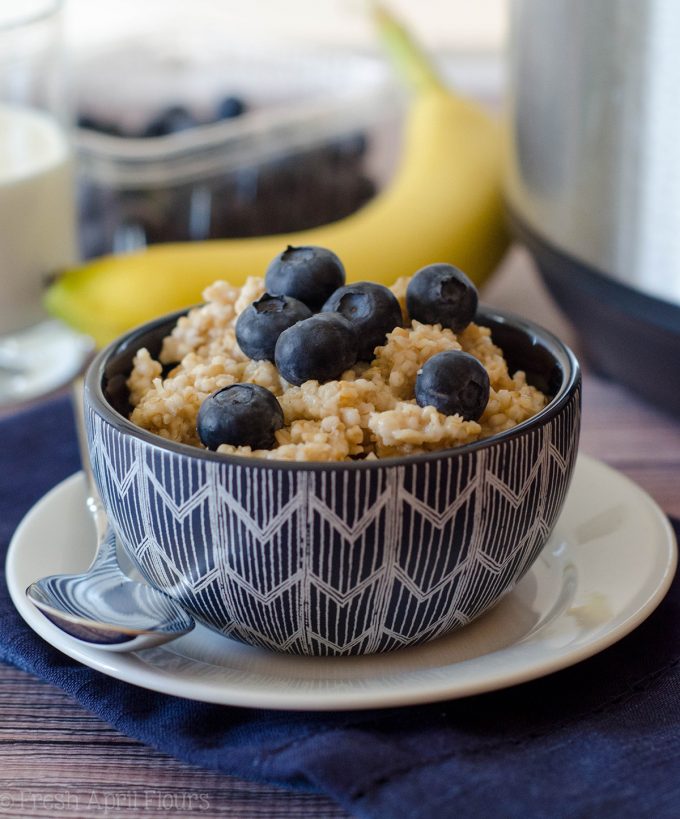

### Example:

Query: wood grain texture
xmin=0 ymin=667 xmax=349 ymax=818
xmin=2 ymin=246 xmax=679 ymax=817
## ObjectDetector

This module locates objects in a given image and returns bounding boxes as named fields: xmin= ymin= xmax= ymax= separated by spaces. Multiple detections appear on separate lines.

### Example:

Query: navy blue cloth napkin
xmin=2 ymin=395 xmax=680 ymax=819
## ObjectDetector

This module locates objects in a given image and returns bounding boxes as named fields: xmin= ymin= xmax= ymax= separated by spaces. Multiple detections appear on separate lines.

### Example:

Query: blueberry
xmin=197 ymin=384 xmax=283 ymax=450
xmin=77 ymin=113 xmax=98 ymax=130
xmin=415 ymin=351 xmax=490 ymax=421
xmin=143 ymin=106 xmax=197 ymax=137
xmin=275 ymin=313 xmax=357 ymax=385
xmin=216 ymin=95 xmax=246 ymax=120
xmin=77 ymin=114 xmax=121 ymax=136
xmin=265 ymin=245 xmax=346 ymax=311
xmin=327 ymin=133 xmax=367 ymax=162
xmin=322 ymin=282 xmax=402 ymax=361
xmin=236 ymin=293 xmax=312 ymax=362
xmin=406 ymin=264 xmax=478 ymax=332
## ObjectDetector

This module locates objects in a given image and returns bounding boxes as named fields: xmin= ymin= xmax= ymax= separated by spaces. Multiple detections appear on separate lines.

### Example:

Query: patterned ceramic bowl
xmin=84 ymin=307 xmax=581 ymax=656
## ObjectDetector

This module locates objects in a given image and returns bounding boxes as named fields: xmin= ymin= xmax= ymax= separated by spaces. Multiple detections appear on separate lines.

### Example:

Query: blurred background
xmin=64 ymin=0 xmax=506 ymax=53
xmin=64 ymin=0 xmax=506 ymax=258
xmin=1 ymin=0 xmax=510 ymax=406
xmin=4 ymin=0 xmax=680 ymax=413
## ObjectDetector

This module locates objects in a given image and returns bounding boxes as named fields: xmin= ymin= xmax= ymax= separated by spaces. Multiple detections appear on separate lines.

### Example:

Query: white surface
xmin=0 ymin=1 xmax=60 ymax=29
xmin=64 ymin=0 xmax=507 ymax=55
xmin=7 ymin=455 xmax=676 ymax=711
xmin=0 ymin=106 xmax=77 ymax=334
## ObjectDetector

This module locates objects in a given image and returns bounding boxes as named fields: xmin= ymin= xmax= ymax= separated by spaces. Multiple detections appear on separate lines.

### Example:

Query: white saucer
xmin=6 ymin=455 xmax=677 ymax=711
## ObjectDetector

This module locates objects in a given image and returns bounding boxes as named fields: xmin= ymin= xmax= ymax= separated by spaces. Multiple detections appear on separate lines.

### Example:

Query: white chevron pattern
xmin=309 ymin=490 xmax=392 ymax=542
xmin=215 ymin=484 xmax=305 ymax=542
xmin=398 ymin=477 xmax=479 ymax=527
xmin=87 ymin=385 xmax=581 ymax=655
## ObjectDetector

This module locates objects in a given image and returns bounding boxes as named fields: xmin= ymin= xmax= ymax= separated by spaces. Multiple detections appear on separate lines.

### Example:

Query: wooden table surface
xmin=2 ymin=246 xmax=679 ymax=818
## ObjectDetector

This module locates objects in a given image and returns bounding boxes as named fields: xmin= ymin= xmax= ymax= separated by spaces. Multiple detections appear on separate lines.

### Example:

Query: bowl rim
xmin=85 ymin=303 xmax=581 ymax=472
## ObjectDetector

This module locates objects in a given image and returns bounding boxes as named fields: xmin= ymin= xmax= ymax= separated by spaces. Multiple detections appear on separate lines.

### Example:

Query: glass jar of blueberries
xmin=73 ymin=43 xmax=402 ymax=259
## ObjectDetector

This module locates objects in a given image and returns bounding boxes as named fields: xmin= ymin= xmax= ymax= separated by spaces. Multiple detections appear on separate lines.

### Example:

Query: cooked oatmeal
xmin=127 ymin=277 xmax=547 ymax=461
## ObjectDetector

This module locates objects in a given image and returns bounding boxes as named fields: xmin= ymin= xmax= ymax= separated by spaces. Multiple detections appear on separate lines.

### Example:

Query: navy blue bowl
xmin=84 ymin=306 xmax=581 ymax=656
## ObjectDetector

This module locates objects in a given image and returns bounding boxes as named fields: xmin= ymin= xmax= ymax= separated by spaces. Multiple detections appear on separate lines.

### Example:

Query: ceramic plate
xmin=6 ymin=455 xmax=676 ymax=711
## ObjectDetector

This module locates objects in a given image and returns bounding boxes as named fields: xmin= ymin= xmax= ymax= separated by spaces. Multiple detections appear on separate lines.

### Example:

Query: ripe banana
xmin=46 ymin=9 xmax=508 ymax=348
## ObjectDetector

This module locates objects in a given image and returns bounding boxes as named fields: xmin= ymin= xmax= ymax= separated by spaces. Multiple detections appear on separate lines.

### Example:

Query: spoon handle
xmin=71 ymin=377 xmax=109 ymax=547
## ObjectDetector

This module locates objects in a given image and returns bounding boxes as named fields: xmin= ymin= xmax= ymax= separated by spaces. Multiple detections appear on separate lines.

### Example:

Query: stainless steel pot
xmin=505 ymin=0 xmax=680 ymax=412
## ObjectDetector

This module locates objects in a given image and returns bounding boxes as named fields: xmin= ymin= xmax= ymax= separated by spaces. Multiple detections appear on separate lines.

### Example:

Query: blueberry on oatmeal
xmin=197 ymin=384 xmax=284 ymax=450
xmin=128 ymin=266 xmax=549 ymax=461
xmin=274 ymin=313 xmax=357 ymax=386
xmin=265 ymin=245 xmax=345 ymax=311
xmin=415 ymin=350 xmax=490 ymax=421
xmin=406 ymin=263 xmax=478 ymax=332
xmin=236 ymin=293 xmax=312 ymax=362
xmin=321 ymin=282 xmax=403 ymax=361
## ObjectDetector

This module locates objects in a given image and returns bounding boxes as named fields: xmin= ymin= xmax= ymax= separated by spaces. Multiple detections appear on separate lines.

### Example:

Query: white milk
xmin=0 ymin=105 xmax=77 ymax=334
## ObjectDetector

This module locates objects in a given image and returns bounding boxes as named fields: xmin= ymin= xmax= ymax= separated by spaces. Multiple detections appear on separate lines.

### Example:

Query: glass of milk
xmin=0 ymin=1 xmax=91 ymax=407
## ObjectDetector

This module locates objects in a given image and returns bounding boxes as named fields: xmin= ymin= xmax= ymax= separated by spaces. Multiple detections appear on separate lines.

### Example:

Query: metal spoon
xmin=25 ymin=380 xmax=194 ymax=651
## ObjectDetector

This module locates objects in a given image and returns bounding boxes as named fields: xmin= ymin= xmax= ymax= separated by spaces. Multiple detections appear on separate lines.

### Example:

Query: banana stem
xmin=371 ymin=2 xmax=447 ymax=95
